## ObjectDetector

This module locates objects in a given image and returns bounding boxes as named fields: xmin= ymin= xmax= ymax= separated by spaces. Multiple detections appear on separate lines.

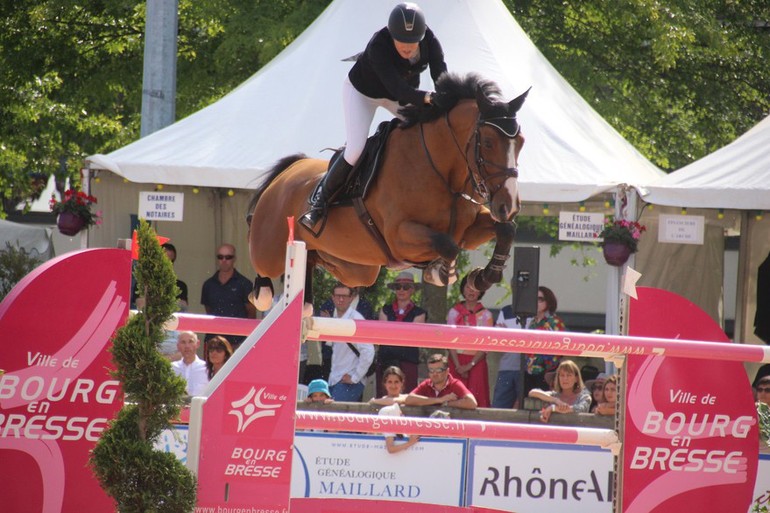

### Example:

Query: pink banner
xmin=0 ymin=248 xmax=130 ymax=513
xmin=622 ymin=287 xmax=759 ymax=513
xmin=194 ymin=293 xmax=302 ymax=512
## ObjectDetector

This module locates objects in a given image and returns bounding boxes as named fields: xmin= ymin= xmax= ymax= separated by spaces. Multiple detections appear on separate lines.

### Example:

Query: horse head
xmin=473 ymin=86 xmax=529 ymax=223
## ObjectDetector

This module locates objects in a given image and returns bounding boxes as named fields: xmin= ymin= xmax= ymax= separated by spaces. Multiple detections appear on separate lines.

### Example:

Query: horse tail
xmin=246 ymin=153 xmax=308 ymax=226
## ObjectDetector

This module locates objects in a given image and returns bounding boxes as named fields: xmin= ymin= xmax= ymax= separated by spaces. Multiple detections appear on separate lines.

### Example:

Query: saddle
xmin=312 ymin=119 xmax=400 ymax=206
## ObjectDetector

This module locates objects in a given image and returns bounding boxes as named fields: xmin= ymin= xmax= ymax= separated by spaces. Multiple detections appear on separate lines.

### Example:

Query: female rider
xmin=300 ymin=2 xmax=448 ymax=230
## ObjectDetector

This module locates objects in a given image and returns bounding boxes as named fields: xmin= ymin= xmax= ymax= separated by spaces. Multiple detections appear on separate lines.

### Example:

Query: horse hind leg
xmin=468 ymin=221 xmax=515 ymax=292
xmin=422 ymin=232 xmax=461 ymax=287
xmin=249 ymin=275 xmax=276 ymax=312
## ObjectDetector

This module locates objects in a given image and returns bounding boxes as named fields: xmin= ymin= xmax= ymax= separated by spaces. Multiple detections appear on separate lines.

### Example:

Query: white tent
xmin=0 ymin=219 xmax=54 ymax=259
xmin=642 ymin=115 xmax=770 ymax=349
xmin=644 ymin=115 xmax=770 ymax=210
xmin=86 ymin=0 xmax=664 ymax=202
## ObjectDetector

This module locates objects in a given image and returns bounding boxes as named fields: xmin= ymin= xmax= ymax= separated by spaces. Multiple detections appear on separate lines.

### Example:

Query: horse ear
xmin=508 ymin=86 xmax=531 ymax=114
xmin=476 ymin=85 xmax=495 ymax=113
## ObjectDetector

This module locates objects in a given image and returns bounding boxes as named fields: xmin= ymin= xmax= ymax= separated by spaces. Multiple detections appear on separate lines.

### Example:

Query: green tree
xmin=506 ymin=0 xmax=770 ymax=170
xmin=1 ymin=0 xmax=330 ymax=217
xmin=90 ymin=220 xmax=196 ymax=512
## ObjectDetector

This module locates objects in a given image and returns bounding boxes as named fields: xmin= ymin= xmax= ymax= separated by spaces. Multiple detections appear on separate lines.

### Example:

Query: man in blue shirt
xmin=201 ymin=243 xmax=255 ymax=351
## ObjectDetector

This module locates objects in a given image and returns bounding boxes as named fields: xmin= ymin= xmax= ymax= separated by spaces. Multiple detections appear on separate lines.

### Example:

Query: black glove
xmin=430 ymin=91 xmax=451 ymax=110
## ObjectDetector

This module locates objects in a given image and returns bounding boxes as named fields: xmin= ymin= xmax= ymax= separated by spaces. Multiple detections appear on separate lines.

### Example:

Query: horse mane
xmin=399 ymin=72 xmax=503 ymax=128
xmin=247 ymin=153 xmax=308 ymax=225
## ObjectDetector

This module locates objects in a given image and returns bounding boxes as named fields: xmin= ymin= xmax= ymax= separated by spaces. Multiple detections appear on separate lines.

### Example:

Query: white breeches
xmin=342 ymin=76 xmax=402 ymax=165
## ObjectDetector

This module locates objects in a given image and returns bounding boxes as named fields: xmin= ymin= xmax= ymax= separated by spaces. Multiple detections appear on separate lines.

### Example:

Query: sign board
xmin=558 ymin=212 xmax=605 ymax=242
xmin=657 ymin=214 xmax=704 ymax=245
xmin=0 ymin=248 xmax=131 ymax=513
xmin=467 ymin=441 xmax=613 ymax=512
xmin=138 ymin=191 xmax=184 ymax=222
xmin=292 ymin=432 xmax=466 ymax=506
xmin=624 ymin=287 xmax=758 ymax=513
xmin=192 ymin=293 xmax=302 ymax=513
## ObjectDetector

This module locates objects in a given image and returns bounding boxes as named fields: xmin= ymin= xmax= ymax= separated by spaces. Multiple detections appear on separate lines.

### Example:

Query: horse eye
xmin=483 ymin=137 xmax=494 ymax=150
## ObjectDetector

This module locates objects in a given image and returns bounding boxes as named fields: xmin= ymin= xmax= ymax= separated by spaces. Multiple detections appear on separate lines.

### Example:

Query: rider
xmin=300 ymin=2 xmax=448 ymax=230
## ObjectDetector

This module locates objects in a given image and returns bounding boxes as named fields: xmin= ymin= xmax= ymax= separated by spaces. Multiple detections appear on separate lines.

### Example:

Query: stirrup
xmin=299 ymin=207 xmax=328 ymax=238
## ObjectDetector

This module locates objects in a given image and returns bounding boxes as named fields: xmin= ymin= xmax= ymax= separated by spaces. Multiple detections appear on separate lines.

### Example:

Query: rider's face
xmin=393 ymin=40 xmax=419 ymax=59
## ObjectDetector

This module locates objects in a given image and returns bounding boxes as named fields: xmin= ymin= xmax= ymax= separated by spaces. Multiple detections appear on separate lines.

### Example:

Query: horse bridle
xmin=469 ymin=116 xmax=521 ymax=203
xmin=420 ymin=111 xmax=520 ymax=207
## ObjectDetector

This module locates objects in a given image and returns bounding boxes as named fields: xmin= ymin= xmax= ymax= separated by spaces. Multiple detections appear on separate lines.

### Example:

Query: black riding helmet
xmin=388 ymin=2 xmax=427 ymax=43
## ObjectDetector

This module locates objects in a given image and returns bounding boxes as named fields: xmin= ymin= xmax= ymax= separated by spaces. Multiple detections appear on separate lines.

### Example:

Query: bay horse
xmin=247 ymin=73 xmax=527 ymax=309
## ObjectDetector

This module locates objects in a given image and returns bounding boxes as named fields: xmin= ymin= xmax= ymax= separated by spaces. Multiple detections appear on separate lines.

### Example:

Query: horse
xmin=247 ymin=72 xmax=528 ymax=309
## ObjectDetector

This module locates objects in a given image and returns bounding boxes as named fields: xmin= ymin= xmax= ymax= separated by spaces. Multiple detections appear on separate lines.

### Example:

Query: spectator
xmin=377 ymin=272 xmax=426 ymax=396
xmin=378 ymin=403 xmax=421 ymax=454
xmin=755 ymin=376 xmax=770 ymax=407
xmin=585 ymin=373 xmax=609 ymax=413
xmin=201 ymin=243 xmax=256 ymax=351
xmin=327 ymin=283 xmax=375 ymax=402
xmin=171 ymin=331 xmax=209 ymax=396
xmin=447 ymin=273 xmax=493 ymax=407
xmin=305 ymin=379 xmax=334 ymax=404
xmin=595 ymin=375 xmax=618 ymax=416
xmin=492 ymin=304 xmax=524 ymax=408
xmin=524 ymin=286 xmax=566 ymax=394
xmin=529 ymin=360 xmax=590 ymax=423
xmin=370 ymin=366 xmax=409 ymax=406
xmin=406 ymin=353 xmax=477 ymax=410
xmin=205 ymin=335 xmax=233 ymax=380
xmin=312 ymin=287 xmax=376 ymax=384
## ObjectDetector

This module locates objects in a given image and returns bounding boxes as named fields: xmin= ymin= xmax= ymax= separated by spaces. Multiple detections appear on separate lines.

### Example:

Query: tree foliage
xmin=0 ymin=242 xmax=41 ymax=301
xmin=90 ymin=220 xmax=196 ymax=513
xmin=0 ymin=0 xmax=330 ymax=217
xmin=506 ymin=0 xmax=770 ymax=171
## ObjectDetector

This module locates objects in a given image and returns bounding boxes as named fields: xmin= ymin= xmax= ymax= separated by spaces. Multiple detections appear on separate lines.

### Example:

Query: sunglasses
xmin=427 ymin=367 xmax=447 ymax=374
xmin=217 ymin=254 xmax=234 ymax=260
xmin=758 ymin=387 xmax=770 ymax=393
xmin=537 ymin=297 xmax=545 ymax=302
xmin=209 ymin=346 xmax=226 ymax=352
xmin=391 ymin=284 xmax=414 ymax=291
xmin=333 ymin=293 xmax=352 ymax=299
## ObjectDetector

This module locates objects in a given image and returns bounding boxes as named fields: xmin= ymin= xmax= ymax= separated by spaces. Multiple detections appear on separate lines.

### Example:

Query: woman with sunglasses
xmin=524 ymin=286 xmax=567 ymax=394
xmin=377 ymin=271 xmax=427 ymax=396
xmin=205 ymin=336 xmax=234 ymax=380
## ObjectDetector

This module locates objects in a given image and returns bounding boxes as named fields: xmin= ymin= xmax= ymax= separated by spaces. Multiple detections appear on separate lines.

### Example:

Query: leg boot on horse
xmin=299 ymin=156 xmax=353 ymax=231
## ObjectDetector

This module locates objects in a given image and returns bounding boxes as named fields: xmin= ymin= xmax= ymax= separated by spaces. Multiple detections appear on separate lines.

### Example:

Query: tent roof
xmin=644 ymin=115 xmax=770 ymax=210
xmin=87 ymin=0 xmax=664 ymax=203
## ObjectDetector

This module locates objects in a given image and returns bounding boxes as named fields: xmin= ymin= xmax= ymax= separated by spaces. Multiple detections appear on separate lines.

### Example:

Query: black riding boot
xmin=299 ymin=157 xmax=353 ymax=230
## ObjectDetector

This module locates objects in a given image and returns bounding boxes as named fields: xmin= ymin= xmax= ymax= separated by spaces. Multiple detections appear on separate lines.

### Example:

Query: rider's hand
xmin=430 ymin=91 xmax=450 ymax=109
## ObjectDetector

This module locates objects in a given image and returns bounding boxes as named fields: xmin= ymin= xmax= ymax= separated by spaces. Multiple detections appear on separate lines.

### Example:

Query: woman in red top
xmin=446 ymin=274 xmax=493 ymax=407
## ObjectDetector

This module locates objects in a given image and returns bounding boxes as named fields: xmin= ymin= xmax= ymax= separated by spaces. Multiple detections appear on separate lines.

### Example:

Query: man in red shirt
xmin=406 ymin=354 xmax=478 ymax=409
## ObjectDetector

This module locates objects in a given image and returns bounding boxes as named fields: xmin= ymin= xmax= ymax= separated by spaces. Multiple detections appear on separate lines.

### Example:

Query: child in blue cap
xmin=306 ymin=379 xmax=334 ymax=404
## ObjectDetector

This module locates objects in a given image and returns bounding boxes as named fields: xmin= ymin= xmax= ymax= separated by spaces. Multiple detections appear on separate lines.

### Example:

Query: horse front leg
xmin=460 ymin=213 xmax=516 ymax=293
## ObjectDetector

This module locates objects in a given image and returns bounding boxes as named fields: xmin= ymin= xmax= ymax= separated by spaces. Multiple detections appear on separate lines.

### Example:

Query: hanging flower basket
xmin=602 ymin=240 xmax=632 ymax=266
xmin=49 ymin=189 xmax=101 ymax=236
xmin=56 ymin=211 xmax=87 ymax=236
xmin=597 ymin=218 xmax=646 ymax=267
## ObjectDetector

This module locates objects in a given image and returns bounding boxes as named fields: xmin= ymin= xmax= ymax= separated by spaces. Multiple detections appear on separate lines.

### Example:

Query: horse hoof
xmin=249 ymin=287 xmax=274 ymax=312
xmin=467 ymin=267 xmax=488 ymax=292
xmin=422 ymin=265 xmax=446 ymax=287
